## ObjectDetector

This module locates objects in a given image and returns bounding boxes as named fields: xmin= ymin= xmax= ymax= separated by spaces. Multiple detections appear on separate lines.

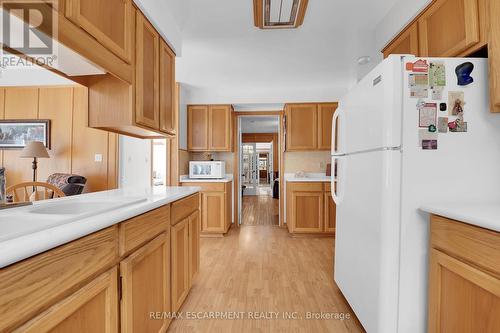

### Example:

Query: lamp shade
xmin=20 ymin=141 xmax=50 ymax=158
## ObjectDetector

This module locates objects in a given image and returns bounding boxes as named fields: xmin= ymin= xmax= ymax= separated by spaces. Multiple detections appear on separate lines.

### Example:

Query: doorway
xmin=237 ymin=115 xmax=281 ymax=226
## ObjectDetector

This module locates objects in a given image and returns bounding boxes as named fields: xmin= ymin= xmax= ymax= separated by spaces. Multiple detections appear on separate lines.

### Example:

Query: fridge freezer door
xmin=336 ymin=55 xmax=404 ymax=155
xmin=334 ymin=149 xmax=401 ymax=333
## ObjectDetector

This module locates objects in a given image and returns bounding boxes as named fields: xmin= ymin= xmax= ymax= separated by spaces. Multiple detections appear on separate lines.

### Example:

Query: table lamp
xmin=20 ymin=141 xmax=50 ymax=183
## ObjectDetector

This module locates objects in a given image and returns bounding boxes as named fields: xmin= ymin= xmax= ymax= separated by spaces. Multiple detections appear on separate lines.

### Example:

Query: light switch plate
xmin=95 ymin=154 xmax=103 ymax=162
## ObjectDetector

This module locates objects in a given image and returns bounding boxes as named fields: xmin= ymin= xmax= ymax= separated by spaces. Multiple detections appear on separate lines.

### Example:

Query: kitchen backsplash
xmin=284 ymin=151 xmax=330 ymax=173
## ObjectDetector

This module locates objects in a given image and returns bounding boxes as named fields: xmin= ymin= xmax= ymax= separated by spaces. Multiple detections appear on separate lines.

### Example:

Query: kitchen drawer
xmin=171 ymin=193 xmax=200 ymax=225
xmin=431 ymin=214 xmax=500 ymax=276
xmin=119 ymin=205 xmax=170 ymax=256
xmin=287 ymin=182 xmax=324 ymax=192
xmin=0 ymin=226 xmax=118 ymax=332
xmin=192 ymin=183 xmax=226 ymax=192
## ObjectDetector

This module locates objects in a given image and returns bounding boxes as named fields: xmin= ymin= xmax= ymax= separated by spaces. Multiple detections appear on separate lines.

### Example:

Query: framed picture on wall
xmin=0 ymin=120 xmax=51 ymax=149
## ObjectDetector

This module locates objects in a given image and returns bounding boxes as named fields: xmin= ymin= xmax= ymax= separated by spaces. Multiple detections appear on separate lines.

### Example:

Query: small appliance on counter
xmin=189 ymin=161 xmax=226 ymax=179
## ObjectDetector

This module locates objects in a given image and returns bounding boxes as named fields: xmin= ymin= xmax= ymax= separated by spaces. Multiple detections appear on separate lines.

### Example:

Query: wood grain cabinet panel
xmin=317 ymin=103 xmax=338 ymax=150
xmin=201 ymin=192 xmax=226 ymax=233
xmin=208 ymin=105 xmax=232 ymax=151
xmin=159 ymin=39 xmax=176 ymax=135
xmin=187 ymin=105 xmax=209 ymax=151
xmin=65 ymin=0 xmax=133 ymax=63
xmin=324 ymin=190 xmax=336 ymax=233
xmin=418 ymin=0 xmax=480 ymax=57
xmin=428 ymin=249 xmax=500 ymax=333
xmin=0 ymin=226 xmax=118 ymax=333
xmin=120 ymin=233 xmax=171 ymax=333
xmin=14 ymin=267 xmax=119 ymax=333
xmin=188 ymin=210 xmax=201 ymax=283
xmin=171 ymin=218 xmax=190 ymax=312
xmin=135 ymin=10 xmax=160 ymax=130
xmin=383 ymin=22 xmax=419 ymax=58
xmin=285 ymin=103 xmax=318 ymax=151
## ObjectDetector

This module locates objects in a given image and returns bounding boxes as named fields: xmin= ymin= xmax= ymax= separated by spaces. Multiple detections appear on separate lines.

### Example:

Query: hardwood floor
xmin=242 ymin=192 xmax=279 ymax=226
xmin=167 ymin=225 xmax=365 ymax=332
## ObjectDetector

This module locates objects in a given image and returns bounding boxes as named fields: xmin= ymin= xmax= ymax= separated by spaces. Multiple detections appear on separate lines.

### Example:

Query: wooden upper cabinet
xmin=418 ymin=0 xmax=480 ymax=57
xmin=285 ymin=104 xmax=318 ymax=151
xmin=120 ymin=233 xmax=171 ymax=333
xmin=65 ymin=0 xmax=133 ymax=63
xmin=188 ymin=105 xmax=209 ymax=151
xmin=187 ymin=104 xmax=232 ymax=152
xmin=159 ymin=40 xmax=176 ymax=135
xmin=383 ymin=23 xmax=419 ymax=58
xmin=317 ymin=103 xmax=338 ymax=150
xmin=16 ymin=267 xmax=119 ymax=333
xmin=208 ymin=105 xmax=232 ymax=151
xmin=135 ymin=11 xmax=160 ymax=130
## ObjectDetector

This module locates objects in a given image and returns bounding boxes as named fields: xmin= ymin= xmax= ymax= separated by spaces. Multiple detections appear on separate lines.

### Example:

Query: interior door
xmin=334 ymin=149 xmax=401 ymax=333
xmin=242 ymin=143 xmax=258 ymax=196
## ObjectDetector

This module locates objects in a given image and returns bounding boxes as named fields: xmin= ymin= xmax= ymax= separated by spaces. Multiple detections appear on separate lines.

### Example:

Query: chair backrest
xmin=6 ymin=182 xmax=66 ymax=203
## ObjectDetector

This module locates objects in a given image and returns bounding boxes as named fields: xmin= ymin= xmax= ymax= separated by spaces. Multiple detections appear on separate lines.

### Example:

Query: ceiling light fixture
xmin=357 ymin=56 xmax=372 ymax=65
xmin=253 ymin=0 xmax=309 ymax=29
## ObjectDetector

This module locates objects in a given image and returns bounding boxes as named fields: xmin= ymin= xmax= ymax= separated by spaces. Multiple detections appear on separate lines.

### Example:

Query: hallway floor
xmin=242 ymin=192 xmax=279 ymax=226
xmin=167 ymin=226 xmax=365 ymax=332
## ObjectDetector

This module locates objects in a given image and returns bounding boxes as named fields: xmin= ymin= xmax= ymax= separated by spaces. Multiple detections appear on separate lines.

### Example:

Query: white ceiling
xmin=174 ymin=0 xmax=400 ymax=104
xmin=241 ymin=116 xmax=279 ymax=134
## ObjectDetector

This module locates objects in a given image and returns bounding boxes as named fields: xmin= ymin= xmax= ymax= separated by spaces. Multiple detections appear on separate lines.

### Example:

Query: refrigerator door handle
xmin=331 ymin=107 xmax=343 ymax=155
xmin=331 ymin=155 xmax=346 ymax=205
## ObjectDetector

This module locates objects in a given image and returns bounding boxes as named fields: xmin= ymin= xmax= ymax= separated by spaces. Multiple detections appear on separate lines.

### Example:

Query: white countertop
xmin=180 ymin=174 xmax=233 ymax=183
xmin=0 ymin=186 xmax=200 ymax=269
xmin=420 ymin=203 xmax=500 ymax=233
xmin=284 ymin=173 xmax=331 ymax=182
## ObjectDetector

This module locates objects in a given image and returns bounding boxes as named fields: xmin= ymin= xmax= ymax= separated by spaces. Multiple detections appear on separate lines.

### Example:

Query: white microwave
xmin=189 ymin=161 xmax=226 ymax=179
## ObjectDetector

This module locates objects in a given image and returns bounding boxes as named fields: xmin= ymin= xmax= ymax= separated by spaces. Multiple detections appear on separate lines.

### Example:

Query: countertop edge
xmin=420 ymin=205 xmax=500 ymax=233
xmin=0 ymin=187 xmax=201 ymax=269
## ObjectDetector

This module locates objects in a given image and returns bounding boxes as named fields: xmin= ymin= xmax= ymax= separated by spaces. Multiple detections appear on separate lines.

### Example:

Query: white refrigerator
xmin=331 ymin=55 xmax=500 ymax=333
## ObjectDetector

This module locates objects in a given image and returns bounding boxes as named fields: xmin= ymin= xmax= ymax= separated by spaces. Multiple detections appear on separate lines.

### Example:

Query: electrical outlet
xmin=95 ymin=154 xmax=103 ymax=162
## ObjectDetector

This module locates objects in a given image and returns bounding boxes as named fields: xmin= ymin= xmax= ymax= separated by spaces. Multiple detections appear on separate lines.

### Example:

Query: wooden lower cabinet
xmin=1 ymin=193 xmax=201 ymax=332
xmin=181 ymin=182 xmax=232 ymax=236
xmin=171 ymin=218 xmax=190 ymax=312
xmin=15 ymin=267 xmax=119 ymax=333
xmin=286 ymin=182 xmax=335 ymax=234
xmin=189 ymin=210 xmax=201 ymax=282
xmin=428 ymin=215 xmax=500 ymax=332
xmin=120 ymin=233 xmax=171 ymax=333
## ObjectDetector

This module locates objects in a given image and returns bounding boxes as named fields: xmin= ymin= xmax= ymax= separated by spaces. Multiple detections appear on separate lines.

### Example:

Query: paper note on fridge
xmin=409 ymin=73 xmax=429 ymax=98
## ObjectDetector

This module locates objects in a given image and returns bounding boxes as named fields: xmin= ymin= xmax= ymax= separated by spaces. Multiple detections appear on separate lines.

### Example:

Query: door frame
xmin=233 ymin=111 xmax=284 ymax=227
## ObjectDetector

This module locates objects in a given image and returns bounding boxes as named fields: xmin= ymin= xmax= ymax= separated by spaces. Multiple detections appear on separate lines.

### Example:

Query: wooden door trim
xmin=233 ymin=111 xmax=284 ymax=227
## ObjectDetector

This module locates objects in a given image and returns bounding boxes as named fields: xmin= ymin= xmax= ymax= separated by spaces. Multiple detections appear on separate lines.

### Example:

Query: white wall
xmin=119 ymin=135 xmax=152 ymax=189
xmin=375 ymin=0 xmax=432 ymax=51
xmin=133 ymin=0 xmax=184 ymax=55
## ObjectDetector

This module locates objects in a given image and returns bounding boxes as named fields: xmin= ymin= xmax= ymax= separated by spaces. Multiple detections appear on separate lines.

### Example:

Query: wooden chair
xmin=6 ymin=182 xmax=66 ymax=203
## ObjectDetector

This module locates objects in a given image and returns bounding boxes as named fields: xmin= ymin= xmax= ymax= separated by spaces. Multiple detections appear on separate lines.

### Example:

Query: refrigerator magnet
xmin=422 ymin=140 xmax=438 ymax=150
xmin=407 ymin=59 xmax=429 ymax=73
xmin=429 ymin=62 xmax=446 ymax=87
xmin=419 ymin=129 xmax=438 ymax=148
xmin=456 ymin=62 xmax=474 ymax=86
xmin=428 ymin=125 xmax=437 ymax=133
xmin=431 ymin=87 xmax=444 ymax=100
xmin=438 ymin=117 xmax=448 ymax=133
xmin=409 ymin=74 xmax=429 ymax=98
xmin=440 ymin=103 xmax=447 ymax=112
xmin=448 ymin=91 xmax=465 ymax=116
xmin=449 ymin=119 xmax=468 ymax=132
xmin=419 ymin=103 xmax=437 ymax=128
